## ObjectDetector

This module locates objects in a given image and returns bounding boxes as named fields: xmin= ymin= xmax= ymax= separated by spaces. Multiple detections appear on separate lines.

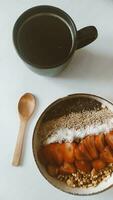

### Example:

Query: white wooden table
xmin=1 ymin=0 xmax=113 ymax=199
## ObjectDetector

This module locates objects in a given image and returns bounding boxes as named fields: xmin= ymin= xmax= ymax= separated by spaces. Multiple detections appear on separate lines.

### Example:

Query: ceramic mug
xmin=13 ymin=6 xmax=98 ymax=76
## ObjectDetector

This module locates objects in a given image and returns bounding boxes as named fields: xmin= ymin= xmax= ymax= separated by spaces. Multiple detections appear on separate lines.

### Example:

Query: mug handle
xmin=76 ymin=26 xmax=98 ymax=49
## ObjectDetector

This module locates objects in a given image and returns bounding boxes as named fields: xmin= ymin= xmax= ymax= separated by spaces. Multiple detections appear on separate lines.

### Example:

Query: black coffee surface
xmin=18 ymin=14 xmax=73 ymax=67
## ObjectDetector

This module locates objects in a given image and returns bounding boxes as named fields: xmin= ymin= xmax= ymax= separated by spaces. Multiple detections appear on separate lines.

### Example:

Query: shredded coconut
xmin=39 ymin=107 xmax=113 ymax=145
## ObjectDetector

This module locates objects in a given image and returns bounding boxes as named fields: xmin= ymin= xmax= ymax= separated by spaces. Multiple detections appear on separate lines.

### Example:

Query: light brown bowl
xmin=32 ymin=93 xmax=113 ymax=195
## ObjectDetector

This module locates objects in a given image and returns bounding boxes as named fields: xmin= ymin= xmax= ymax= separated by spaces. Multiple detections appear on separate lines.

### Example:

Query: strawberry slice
xmin=92 ymin=159 xmax=106 ymax=170
xmin=75 ymin=145 xmax=88 ymax=160
xmin=43 ymin=143 xmax=63 ymax=165
xmin=95 ymin=133 xmax=105 ymax=153
xmin=62 ymin=143 xmax=75 ymax=163
xmin=75 ymin=144 xmax=91 ymax=160
xmin=79 ymin=141 xmax=92 ymax=160
xmin=84 ymin=136 xmax=98 ymax=159
xmin=47 ymin=165 xmax=59 ymax=177
xmin=75 ymin=160 xmax=92 ymax=173
xmin=105 ymin=131 xmax=113 ymax=150
xmin=100 ymin=146 xmax=113 ymax=163
xmin=60 ymin=162 xmax=76 ymax=174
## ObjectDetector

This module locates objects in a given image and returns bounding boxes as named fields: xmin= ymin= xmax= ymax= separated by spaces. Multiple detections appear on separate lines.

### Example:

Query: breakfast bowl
xmin=32 ymin=93 xmax=113 ymax=195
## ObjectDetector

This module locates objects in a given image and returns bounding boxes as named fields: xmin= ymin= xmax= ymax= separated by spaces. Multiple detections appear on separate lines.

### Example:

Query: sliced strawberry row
xmin=38 ymin=131 xmax=113 ymax=176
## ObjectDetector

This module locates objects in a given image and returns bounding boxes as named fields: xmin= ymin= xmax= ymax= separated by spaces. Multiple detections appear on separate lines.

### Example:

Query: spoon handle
xmin=12 ymin=119 xmax=27 ymax=166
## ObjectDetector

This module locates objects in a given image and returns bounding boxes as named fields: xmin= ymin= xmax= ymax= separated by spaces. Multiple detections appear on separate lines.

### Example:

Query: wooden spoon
xmin=12 ymin=93 xmax=36 ymax=166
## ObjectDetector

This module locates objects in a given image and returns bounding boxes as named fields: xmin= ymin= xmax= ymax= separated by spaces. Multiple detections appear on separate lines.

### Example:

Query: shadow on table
xmin=58 ymin=49 xmax=113 ymax=82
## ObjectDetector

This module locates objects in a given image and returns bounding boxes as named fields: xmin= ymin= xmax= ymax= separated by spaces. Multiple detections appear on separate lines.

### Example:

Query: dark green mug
xmin=13 ymin=5 xmax=98 ymax=76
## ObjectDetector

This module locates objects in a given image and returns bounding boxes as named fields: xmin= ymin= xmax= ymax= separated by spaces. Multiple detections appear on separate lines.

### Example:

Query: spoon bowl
xmin=18 ymin=93 xmax=36 ymax=120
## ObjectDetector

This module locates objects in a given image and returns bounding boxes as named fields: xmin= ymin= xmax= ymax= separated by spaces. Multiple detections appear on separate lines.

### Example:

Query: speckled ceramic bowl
xmin=32 ymin=93 xmax=113 ymax=195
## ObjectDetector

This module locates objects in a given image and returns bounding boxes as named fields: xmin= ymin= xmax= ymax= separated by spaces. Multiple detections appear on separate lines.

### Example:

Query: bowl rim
xmin=32 ymin=93 xmax=113 ymax=196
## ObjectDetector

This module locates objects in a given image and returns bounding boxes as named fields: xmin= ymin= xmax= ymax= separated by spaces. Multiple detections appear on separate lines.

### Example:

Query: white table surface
xmin=1 ymin=0 xmax=113 ymax=199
